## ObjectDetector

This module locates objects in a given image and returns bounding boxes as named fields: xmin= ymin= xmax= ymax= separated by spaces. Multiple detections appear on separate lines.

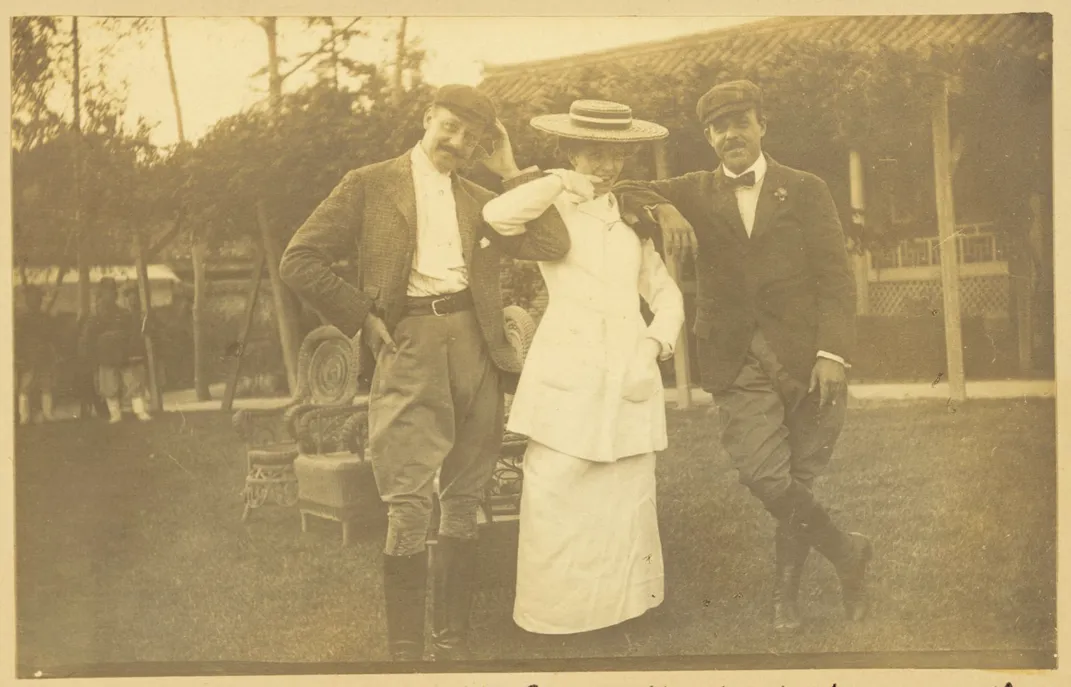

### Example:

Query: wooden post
xmin=1017 ymin=193 xmax=1041 ymax=374
xmin=222 ymin=251 xmax=267 ymax=412
xmin=133 ymin=232 xmax=163 ymax=412
xmin=848 ymin=149 xmax=870 ymax=316
xmin=931 ymin=78 xmax=966 ymax=402
xmin=653 ymin=140 xmax=692 ymax=409
xmin=256 ymin=200 xmax=300 ymax=395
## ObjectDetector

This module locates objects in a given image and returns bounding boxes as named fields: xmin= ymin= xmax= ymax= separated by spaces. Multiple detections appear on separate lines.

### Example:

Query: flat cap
xmin=696 ymin=79 xmax=763 ymax=125
xmin=433 ymin=84 xmax=497 ymax=129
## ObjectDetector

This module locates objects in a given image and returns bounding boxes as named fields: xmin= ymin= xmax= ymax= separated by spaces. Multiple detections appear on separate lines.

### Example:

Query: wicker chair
xmin=473 ymin=305 xmax=535 ymax=524
xmin=235 ymin=306 xmax=537 ymax=540
xmin=232 ymin=325 xmax=367 ymax=523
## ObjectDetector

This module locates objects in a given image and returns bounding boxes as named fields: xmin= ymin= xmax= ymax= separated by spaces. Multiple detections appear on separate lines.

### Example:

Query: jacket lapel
xmin=750 ymin=156 xmax=790 ymax=244
xmin=389 ymin=153 xmax=418 ymax=242
xmin=710 ymin=167 xmax=750 ymax=247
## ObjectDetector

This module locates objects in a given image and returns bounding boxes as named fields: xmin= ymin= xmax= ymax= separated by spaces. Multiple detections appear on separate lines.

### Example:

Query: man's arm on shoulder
xmin=280 ymin=170 xmax=373 ymax=338
xmin=613 ymin=172 xmax=702 ymax=224
xmin=802 ymin=173 xmax=857 ymax=364
xmin=479 ymin=167 xmax=571 ymax=261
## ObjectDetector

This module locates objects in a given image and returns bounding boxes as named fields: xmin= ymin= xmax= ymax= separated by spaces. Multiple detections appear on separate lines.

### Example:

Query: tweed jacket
xmin=614 ymin=155 xmax=856 ymax=394
xmin=280 ymin=152 xmax=570 ymax=375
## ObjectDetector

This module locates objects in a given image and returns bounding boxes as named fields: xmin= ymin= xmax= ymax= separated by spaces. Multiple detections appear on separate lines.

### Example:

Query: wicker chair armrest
xmin=232 ymin=404 xmax=295 ymax=443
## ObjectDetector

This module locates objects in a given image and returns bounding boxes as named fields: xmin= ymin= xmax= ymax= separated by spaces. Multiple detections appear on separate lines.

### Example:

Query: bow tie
xmin=724 ymin=171 xmax=756 ymax=188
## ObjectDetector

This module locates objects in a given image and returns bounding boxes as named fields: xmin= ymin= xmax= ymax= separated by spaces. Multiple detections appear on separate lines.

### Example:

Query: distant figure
xmin=15 ymin=285 xmax=58 ymax=425
xmin=79 ymin=278 xmax=152 ymax=423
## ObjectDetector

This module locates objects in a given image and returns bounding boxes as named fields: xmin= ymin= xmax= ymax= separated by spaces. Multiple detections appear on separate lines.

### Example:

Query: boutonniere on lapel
xmin=774 ymin=187 xmax=788 ymax=203
xmin=479 ymin=236 xmax=491 ymax=249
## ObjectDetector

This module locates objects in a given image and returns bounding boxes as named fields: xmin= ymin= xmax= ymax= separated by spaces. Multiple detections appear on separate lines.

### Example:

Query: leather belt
xmin=406 ymin=289 xmax=474 ymax=317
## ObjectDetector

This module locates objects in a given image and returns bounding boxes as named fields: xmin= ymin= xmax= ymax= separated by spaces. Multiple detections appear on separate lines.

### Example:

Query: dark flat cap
xmin=696 ymin=79 xmax=763 ymax=125
xmin=433 ymin=84 xmax=497 ymax=129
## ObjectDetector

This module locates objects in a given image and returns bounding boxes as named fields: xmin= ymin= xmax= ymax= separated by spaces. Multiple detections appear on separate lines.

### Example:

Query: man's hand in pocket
xmin=360 ymin=312 xmax=396 ymax=357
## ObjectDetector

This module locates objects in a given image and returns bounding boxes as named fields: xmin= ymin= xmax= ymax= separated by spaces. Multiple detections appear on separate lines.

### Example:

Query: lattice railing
xmin=868 ymin=275 xmax=1009 ymax=317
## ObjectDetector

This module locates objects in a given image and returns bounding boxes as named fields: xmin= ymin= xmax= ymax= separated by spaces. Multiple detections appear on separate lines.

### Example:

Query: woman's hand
xmin=622 ymin=338 xmax=664 ymax=402
xmin=547 ymin=169 xmax=601 ymax=202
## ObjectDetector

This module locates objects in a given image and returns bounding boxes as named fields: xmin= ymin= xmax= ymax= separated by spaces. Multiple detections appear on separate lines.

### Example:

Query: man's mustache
xmin=437 ymin=144 xmax=467 ymax=158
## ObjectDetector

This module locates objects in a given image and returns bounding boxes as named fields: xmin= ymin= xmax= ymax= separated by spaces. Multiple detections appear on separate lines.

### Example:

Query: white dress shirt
xmin=722 ymin=152 xmax=768 ymax=237
xmin=407 ymin=144 xmax=468 ymax=297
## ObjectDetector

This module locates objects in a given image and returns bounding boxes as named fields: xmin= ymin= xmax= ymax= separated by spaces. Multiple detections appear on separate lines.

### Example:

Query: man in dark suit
xmin=615 ymin=80 xmax=872 ymax=634
xmin=280 ymin=85 xmax=569 ymax=662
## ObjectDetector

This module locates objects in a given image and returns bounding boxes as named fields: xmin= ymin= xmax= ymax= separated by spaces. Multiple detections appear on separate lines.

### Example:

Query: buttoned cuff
xmin=817 ymin=350 xmax=851 ymax=369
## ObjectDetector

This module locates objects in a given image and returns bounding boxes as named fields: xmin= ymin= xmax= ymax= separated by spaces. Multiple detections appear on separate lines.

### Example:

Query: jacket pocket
xmin=621 ymin=356 xmax=660 ymax=403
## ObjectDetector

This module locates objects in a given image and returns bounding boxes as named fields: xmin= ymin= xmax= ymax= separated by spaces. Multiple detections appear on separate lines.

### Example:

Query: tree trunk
xmin=392 ymin=17 xmax=408 ymax=106
xmin=256 ymin=201 xmax=299 ymax=395
xmin=160 ymin=18 xmax=185 ymax=144
xmin=72 ymin=17 xmax=90 ymax=321
xmin=134 ymin=231 xmax=163 ymax=412
xmin=262 ymin=17 xmax=283 ymax=110
xmin=258 ymin=16 xmax=302 ymax=391
xmin=191 ymin=239 xmax=210 ymax=400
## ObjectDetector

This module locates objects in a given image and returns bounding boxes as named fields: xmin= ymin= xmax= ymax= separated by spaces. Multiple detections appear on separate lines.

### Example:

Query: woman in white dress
xmin=482 ymin=100 xmax=685 ymax=636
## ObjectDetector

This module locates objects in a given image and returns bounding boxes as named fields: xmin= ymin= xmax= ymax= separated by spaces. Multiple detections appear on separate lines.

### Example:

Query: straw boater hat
xmin=530 ymin=99 xmax=668 ymax=142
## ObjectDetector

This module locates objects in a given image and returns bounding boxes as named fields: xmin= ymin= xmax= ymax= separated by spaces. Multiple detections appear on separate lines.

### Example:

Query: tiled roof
xmin=480 ymin=14 xmax=1052 ymax=104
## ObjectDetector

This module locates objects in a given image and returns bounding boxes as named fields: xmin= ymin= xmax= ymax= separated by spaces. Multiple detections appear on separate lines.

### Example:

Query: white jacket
xmin=483 ymin=171 xmax=685 ymax=463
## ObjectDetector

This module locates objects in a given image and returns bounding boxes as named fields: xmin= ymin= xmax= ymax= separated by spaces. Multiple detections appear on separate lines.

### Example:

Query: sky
xmin=62 ymin=16 xmax=767 ymax=147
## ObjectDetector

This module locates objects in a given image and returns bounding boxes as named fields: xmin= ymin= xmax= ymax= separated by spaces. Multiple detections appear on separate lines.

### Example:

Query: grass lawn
xmin=14 ymin=398 xmax=1056 ymax=675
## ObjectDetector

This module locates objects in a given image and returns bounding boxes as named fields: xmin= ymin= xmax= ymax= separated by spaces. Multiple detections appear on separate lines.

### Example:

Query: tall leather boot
xmin=382 ymin=550 xmax=428 ymax=661
xmin=772 ymin=522 xmax=809 ymax=634
xmin=429 ymin=535 xmax=478 ymax=661
xmin=767 ymin=481 xmax=872 ymax=622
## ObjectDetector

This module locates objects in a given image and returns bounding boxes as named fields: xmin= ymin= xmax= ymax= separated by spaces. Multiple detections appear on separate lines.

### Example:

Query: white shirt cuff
xmin=817 ymin=350 xmax=850 ymax=369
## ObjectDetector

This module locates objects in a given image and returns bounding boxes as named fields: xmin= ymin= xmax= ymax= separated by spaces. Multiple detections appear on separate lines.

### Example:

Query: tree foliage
xmin=490 ymin=38 xmax=1050 ymax=253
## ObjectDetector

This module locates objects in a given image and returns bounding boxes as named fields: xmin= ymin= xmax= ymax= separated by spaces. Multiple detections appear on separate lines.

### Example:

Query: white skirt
xmin=513 ymin=441 xmax=664 ymax=635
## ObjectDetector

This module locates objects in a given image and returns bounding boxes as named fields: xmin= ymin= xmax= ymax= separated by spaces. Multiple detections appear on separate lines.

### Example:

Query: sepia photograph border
xmin=1 ymin=0 xmax=1067 ymax=685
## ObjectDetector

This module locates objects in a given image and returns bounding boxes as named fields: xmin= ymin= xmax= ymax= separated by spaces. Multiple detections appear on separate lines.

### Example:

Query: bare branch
xmin=280 ymin=17 xmax=362 ymax=83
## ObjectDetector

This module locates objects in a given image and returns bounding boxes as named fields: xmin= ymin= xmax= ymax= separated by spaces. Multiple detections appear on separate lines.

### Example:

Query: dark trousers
xmin=368 ymin=310 xmax=503 ymax=557
xmin=713 ymin=330 xmax=847 ymax=505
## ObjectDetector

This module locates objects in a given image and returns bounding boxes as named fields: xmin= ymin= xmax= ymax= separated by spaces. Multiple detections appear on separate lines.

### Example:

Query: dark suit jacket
xmin=279 ymin=153 xmax=570 ymax=375
xmin=615 ymin=155 xmax=856 ymax=394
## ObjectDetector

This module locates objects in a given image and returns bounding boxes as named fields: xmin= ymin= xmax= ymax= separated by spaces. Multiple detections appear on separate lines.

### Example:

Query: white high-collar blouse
xmin=483 ymin=171 xmax=685 ymax=463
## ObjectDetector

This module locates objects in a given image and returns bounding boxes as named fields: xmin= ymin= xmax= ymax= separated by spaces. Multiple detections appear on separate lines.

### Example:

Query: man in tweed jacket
xmin=280 ymin=85 xmax=569 ymax=662
xmin=615 ymin=80 xmax=871 ymax=636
